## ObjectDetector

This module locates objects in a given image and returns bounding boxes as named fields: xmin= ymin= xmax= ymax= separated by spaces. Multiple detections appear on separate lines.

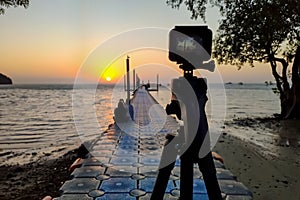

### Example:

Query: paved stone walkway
xmin=55 ymin=88 xmax=252 ymax=200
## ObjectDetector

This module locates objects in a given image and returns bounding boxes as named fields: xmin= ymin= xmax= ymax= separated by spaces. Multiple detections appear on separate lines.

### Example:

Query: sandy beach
xmin=1 ymin=117 xmax=299 ymax=200
xmin=0 ymin=149 xmax=78 ymax=200
xmin=214 ymin=118 xmax=300 ymax=200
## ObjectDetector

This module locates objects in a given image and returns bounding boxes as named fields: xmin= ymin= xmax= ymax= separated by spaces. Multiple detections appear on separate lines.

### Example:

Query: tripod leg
xmin=197 ymin=152 xmax=222 ymax=200
xmin=180 ymin=155 xmax=194 ymax=200
xmin=151 ymin=134 xmax=179 ymax=200
xmin=150 ymin=161 xmax=175 ymax=200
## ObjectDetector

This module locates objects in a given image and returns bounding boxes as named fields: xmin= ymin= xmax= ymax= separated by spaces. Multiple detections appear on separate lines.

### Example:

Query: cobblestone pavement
xmin=55 ymin=88 xmax=252 ymax=200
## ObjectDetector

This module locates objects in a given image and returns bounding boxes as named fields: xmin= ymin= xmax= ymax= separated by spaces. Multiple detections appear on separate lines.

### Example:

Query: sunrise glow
xmin=106 ymin=77 xmax=111 ymax=82
xmin=0 ymin=1 xmax=274 ymax=84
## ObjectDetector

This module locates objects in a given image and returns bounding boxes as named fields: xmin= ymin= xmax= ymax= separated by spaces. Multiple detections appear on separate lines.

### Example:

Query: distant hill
xmin=0 ymin=73 xmax=13 ymax=84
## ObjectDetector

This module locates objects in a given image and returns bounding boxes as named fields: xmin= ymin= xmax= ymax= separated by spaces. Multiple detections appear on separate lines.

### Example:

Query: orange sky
xmin=0 ymin=0 xmax=276 ymax=84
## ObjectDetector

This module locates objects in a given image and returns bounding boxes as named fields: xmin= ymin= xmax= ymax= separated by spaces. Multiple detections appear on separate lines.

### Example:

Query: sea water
xmin=0 ymin=84 xmax=115 ymax=165
xmin=0 ymin=83 xmax=282 ymax=165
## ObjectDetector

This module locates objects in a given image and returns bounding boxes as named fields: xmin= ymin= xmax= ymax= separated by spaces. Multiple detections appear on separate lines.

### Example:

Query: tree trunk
xmin=270 ymin=48 xmax=300 ymax=119
xmin=270 ymin=57 xmax=290 ymax=118
xmin=284 ymin=46 xmax=300 ymax=119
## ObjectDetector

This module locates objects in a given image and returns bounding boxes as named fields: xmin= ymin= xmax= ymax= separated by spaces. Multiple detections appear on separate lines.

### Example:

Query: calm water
xmin=224 ymin=83 xmax=280 ymax=118
xmin=0 ymin=84 xmax=115 ymax=165
xmin=0 ymin=83 xmax=280 ymax=165
xmin=153 ymin=83 xmax=280 ymax=119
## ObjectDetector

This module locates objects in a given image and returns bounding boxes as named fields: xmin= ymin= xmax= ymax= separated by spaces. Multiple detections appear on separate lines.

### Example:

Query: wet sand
xmin=214 ymin=118 xmax=300 ymax=200
xmin=0 ymin=149 xmax=78 ymax=200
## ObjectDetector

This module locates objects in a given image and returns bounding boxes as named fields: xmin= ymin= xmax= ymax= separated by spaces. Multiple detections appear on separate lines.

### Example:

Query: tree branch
xmin=273 ymin=56 xmax=290 ymax=90
xmin=292 ymin=46 xmax=300 ymax=83
xmin=0 ymin=0 xmax=29 ymax=15
xmin=270 ymin=59 xmax=284 ymax=96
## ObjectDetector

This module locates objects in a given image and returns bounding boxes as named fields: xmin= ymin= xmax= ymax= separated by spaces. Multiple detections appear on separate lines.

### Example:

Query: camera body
xmin=169 ymin=26 xmax=213 ymax=70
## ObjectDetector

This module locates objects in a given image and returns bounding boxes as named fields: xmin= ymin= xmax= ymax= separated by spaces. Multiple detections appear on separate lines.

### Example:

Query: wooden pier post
xmin=126 ymin=56 xmax=130 ymax=103
xmin=133 ymin=69 xmax=136 ymax=91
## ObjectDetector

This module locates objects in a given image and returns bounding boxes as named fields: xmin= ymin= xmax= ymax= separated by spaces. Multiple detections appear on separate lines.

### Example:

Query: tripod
xmin=150 ymin=64 xmax=222 ymax=200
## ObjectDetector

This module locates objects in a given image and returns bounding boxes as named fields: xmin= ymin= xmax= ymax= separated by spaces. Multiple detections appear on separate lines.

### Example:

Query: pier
xmin=55 ymin=88 xmax=252 ymax=200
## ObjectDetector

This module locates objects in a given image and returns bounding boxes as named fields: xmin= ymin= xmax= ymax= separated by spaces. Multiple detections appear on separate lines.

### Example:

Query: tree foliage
xmin=167 ymin=0 xmax=300 ymax=118
xmin=167 ymin=0 xmax=210 ymax=21
xmin=0 ymin=0 xmax=29 ymax=15
xmin=167 ymin=0 xmax=299 ymax=65
xmin=214 ymin=0 xmax=299 ymax=66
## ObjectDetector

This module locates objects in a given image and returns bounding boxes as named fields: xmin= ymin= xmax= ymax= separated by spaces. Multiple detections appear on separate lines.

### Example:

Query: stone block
xmin=82 ymin=157 xmax=103 ymax=166
xmin=56 ymin=194 xmax=93 ymax=200
xmin=114 ymin=149 xmax=138 ymax=156
xmin=140 ymin=140 xmax=158 ymax=146
xmin=226 ymin=195 xmax=253 ymax=200
xmin=139 ymin=166 xmax=159 ymax=177
xmin=119 ymin=139 xmax=138 ymax=145
xmin=91 ymin=151 xmax=114 ymax=157
xmin=110 ymin=157 xmax=138 ymax=166
xmin=139 ymin=150 xmax=161 ymax=157
xmin=214 ymin=160 xmax=225 ymax=169
xmin=171 ymin=166 xmax=201 ymax=178
xmin=118 ymin=144 xmax=138 ymax=151
xmin=175 ymin=178 xmax=207 ymax=194
xmin=140 ymin=157 xmax=160 ymax=166
xmin=219 ymin=180 xmax=252 ymax=196
xmin=96 ymin=139 xmax=118 ymax=145
xmin=169 ymin=189 xmax=210 ymax=199
xmin=60 ymin=178 xmax=100 ymax=194
xmin=71 ymin=166 xmax=105 ymax=178
xmin=140 ymin=178 xmax=176 ymax=193
xmin=216 ymin=168 xmax=236 ymax=180
xmin=92 ymin=145 xmax=116 ymax=150
xmin=193 ymin=193 xmax=209 ymax=200
xmin=100 ymin=177 xmax=136 ymax=193
xmin=106 ymin=166 xmax=137 ymax=176
xmin=141 ymin=145 xmax=160 ymax=151
xmin=193 ymin=179 xmax=207 ymax=193
xmin=95 ymin=193 xmax=135 ymax=200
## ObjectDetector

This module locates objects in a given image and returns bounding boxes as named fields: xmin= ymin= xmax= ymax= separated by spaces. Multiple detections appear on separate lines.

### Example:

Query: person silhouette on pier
xmin=114 ymin=99 xmax=129 ymax=123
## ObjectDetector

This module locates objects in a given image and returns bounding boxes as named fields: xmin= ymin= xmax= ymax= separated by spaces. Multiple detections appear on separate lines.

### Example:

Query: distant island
xmin=0 ymin=73 xmax=13 ymax=84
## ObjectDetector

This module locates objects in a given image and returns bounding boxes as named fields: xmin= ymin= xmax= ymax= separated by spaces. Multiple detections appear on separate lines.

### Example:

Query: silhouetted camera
xmin=169 ymin=26 xmax=214 ymax=71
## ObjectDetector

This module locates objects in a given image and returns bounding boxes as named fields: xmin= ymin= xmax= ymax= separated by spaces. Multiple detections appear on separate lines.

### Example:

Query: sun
xmin=106 ymin=77 xmax=112 ymax=82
